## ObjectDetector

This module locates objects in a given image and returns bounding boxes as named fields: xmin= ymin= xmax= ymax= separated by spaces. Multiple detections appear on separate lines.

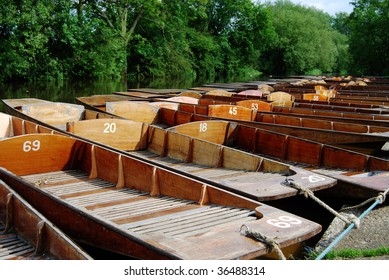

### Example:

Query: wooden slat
xmin=20 ymin=169 xmax=261 ymax=243
xmin=126 ymin=206 xmax=256 ymax=237
xmin=0 ymin=234 xmax=36 ymax=260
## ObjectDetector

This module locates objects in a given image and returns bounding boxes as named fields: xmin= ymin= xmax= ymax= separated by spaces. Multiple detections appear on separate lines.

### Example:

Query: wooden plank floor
xmin=22 ymin=170 xmax=257 ymax=241
xmin=0 ymin=224 xmax=41 ymax=260
xmin=130 ymin=150 xmax=280 ymax=182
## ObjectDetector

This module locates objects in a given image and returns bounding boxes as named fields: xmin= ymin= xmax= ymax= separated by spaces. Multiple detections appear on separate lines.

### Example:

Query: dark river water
xmin=0 ymin=77 xmax=208 ymax=112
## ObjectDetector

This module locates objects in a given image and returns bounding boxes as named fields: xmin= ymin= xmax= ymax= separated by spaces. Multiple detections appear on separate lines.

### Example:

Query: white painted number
xmin=251 ymin=103 xmax=259 ymax=110
xmin=103 ymin=122 xmax=117 ymax=133
xmin=267 ymin=216 xmax=302 ymax=228
xmin=199 ymin=122 xmax=208 ymax=132
xmin=229 ymin=106 xmax=238 ymax=115
xmin=23 ymin=140 xmax=41 ymax=152
xmin=302 ymin=175 xmax=326 ymax=183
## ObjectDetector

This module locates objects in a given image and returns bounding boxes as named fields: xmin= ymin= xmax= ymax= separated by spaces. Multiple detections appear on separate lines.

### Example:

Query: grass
xmin=307 ymin=247 xmax=389 ymax=260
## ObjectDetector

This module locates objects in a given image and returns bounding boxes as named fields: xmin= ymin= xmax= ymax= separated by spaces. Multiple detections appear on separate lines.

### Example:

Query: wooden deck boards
xmin=130 ymin=150 xmax=284 ymax=186
xmin=21 ymin=170 xmax=258 ymax=239
xmin=0 ymin=225 xmax=44 ymax=260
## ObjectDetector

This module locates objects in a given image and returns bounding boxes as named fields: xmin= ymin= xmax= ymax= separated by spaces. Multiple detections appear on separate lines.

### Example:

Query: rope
xmin=316 ymin=187 xmax=389 ymax=260
xmin=341 ymin=188 xmax=389 ymax=212
xmin=282 ymin=178 xmax=360 ymax=228
xmin=240 ymin=224 xmax=286 ymax=260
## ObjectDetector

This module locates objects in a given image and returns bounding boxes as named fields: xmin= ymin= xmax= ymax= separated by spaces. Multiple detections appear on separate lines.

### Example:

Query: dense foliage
xmin=0 ymin=0 xmax=386 ymax=82
xmin=347 ymin=0 xmax=389 ymax=75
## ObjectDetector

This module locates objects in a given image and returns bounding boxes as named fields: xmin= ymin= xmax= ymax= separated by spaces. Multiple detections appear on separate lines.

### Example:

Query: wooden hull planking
xmin=0 ymin=133 xmax=322 ymax=259
xmin=0 ymin=179 xmax=92 ymax=260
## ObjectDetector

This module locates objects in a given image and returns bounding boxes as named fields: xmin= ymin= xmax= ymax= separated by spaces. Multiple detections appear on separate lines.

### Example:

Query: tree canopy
xmin=0 ymin=0 xmax=386 ymax=83
xmin=347 ymin=0 xmax=389 ymax=75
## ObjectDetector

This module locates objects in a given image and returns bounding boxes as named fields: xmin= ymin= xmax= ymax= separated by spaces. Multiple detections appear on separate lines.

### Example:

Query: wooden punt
xmin=270 ymin=106 xmax=389 ymax=125
xmin=200 ymin=89 xmax=389 ymax=112
xmin=0 ymin=101 xmax=336 ymax=202
xmin=336 ymin=90 xmax=389 ymax=97
xmin=328 ymin=98 xmax=389 ymax=107
xmin=93 ymin=100 xmax=389 ymax=156
xmin=109 ymin=92 xmax=389 ymax=133
xmin=0 ymin=179 xmax=92 ymax=260
xmin=193 ymin=99 xmax=389 ymax=134
xmin=126 ymin=88 xmax=185 ymax=95
xmin=114 ymin=91 xmax=174 ymax=99
xmin=166 ymin=120 xmax=389 ymax=199
xmin=298 ymin=97 xmax=387 ymax=108
xmin=74 ymin=94 xmax=147 ymax=110
xmin=334 ymin=84 xmax=389 ymax=92
xmin=294 ymin=100 xmax=389 ymax=114
xmin=100 ymin=99 xmax=389 ymax=155
xmin=72 ymin=97 xmax=389 ymax=198
xmin=0 ymin=133 xmax=323 ymax=259
xmin=202 ymin=82 xmax=258 ymax=92
xmin=112 ymin=89 xmax=389 ymax=126
xmin=1 ymin=98 xmax=149 ymax=152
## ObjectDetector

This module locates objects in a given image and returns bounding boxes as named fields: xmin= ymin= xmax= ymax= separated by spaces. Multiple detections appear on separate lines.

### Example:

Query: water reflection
xmin=0 ymin=78 xmax=199 ymax=112
xmin=0 ymin=75 xmax=263 ymax=112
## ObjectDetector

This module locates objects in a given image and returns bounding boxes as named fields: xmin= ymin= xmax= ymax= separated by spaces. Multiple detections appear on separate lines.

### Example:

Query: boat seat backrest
xmin=106 ymin=101 xmax=160 ymax=124
xmin=21 ymin=102 xmax=85 ymax=130
xmin=267 ymin=91 xmax=296 ymax=102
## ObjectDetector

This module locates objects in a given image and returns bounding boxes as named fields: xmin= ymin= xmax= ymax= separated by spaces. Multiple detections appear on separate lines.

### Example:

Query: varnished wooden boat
xmin=110 ymin=89 xmax=389 ymax=131
xmin=0 ymin=101 xmax=336 ymax=202
xmin=157 ymin=92 xmax=389 ymax=127
xmin=264 ymin=107 xmax=389 ymax=127
xmin=190 ymin=92 xmax=389 ymax=122
xmin=79 ymin=97 xmax=389 ymax=156
xmin=194 ymin=98 xmax=389 ymax=132
xmin=166 ymin=120 xmax=389 ymax=199
xmin=0 ymin=179 xmax=92 ymax=260
xmin=1 ymin=98 xmax=150 ymax=151
xmin=292 ymin=100 xmax=389 ymax=115
xmin=72 ymin=96 xmax=389 ymax=198
xmin=0 ymin=133 xmax=322 ymax=259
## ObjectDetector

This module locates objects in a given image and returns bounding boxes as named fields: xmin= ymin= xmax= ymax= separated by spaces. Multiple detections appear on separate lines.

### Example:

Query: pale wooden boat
xmin=112 ymin=90 xmax=389 ymax=127
xmin=96 ymin=100 xmax=389 ymax=156
xmin=1 ymin=98 xmax=149 ymax=151
xmin=261 ymin=107 xmax=389 ymax=127
xmin=0 ymin=133 xmax=322 ymax=259
xmin=328 ymin=98 xmax=389 ymax=107
xmin=195 ymin=99 xmax=389 ymax=133
xmin=126 ymin=88 xmax=185 ymax=95
xmin=294 ymin=100 xmax=389 ymax=114
xmin=0 ymin=179 xmax=92 ymax=260
xmin=74 ymin=96 xmax=389 ymax=154
xmin=194 ymin=93 xmax=389 ymax=120
xmin=166 ymin=120 xmax=389 ymax=199
xmin=73 ymin=97 xmax=389 ymax=198
xmin=0 ymin=101 xmax=336 ymax=202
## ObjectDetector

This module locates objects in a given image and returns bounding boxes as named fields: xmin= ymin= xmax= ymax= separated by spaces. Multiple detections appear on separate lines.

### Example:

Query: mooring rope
xmin=281 ymin=178 xmax=360 ymax=228
xmin=315 ymin=187 xmax=389 ymax=260
xmin=340 ymin=188 xmax=389 ymax=212
xmin=240 ymin=224 xmax=286 ymax=260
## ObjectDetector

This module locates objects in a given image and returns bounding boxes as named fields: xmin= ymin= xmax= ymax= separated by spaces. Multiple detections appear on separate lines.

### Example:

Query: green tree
xmin=0 ymin=0 xmax=61 ymax=81
xmin=87 ymin=0 xmax=163 ymax=80
xmin=203 ymin=0 xmax=275 ymax=80
xmin=263 ymin=0 xmax=348 ymax=75
xmin=348 ymin=0 xmax=389 ymax=75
